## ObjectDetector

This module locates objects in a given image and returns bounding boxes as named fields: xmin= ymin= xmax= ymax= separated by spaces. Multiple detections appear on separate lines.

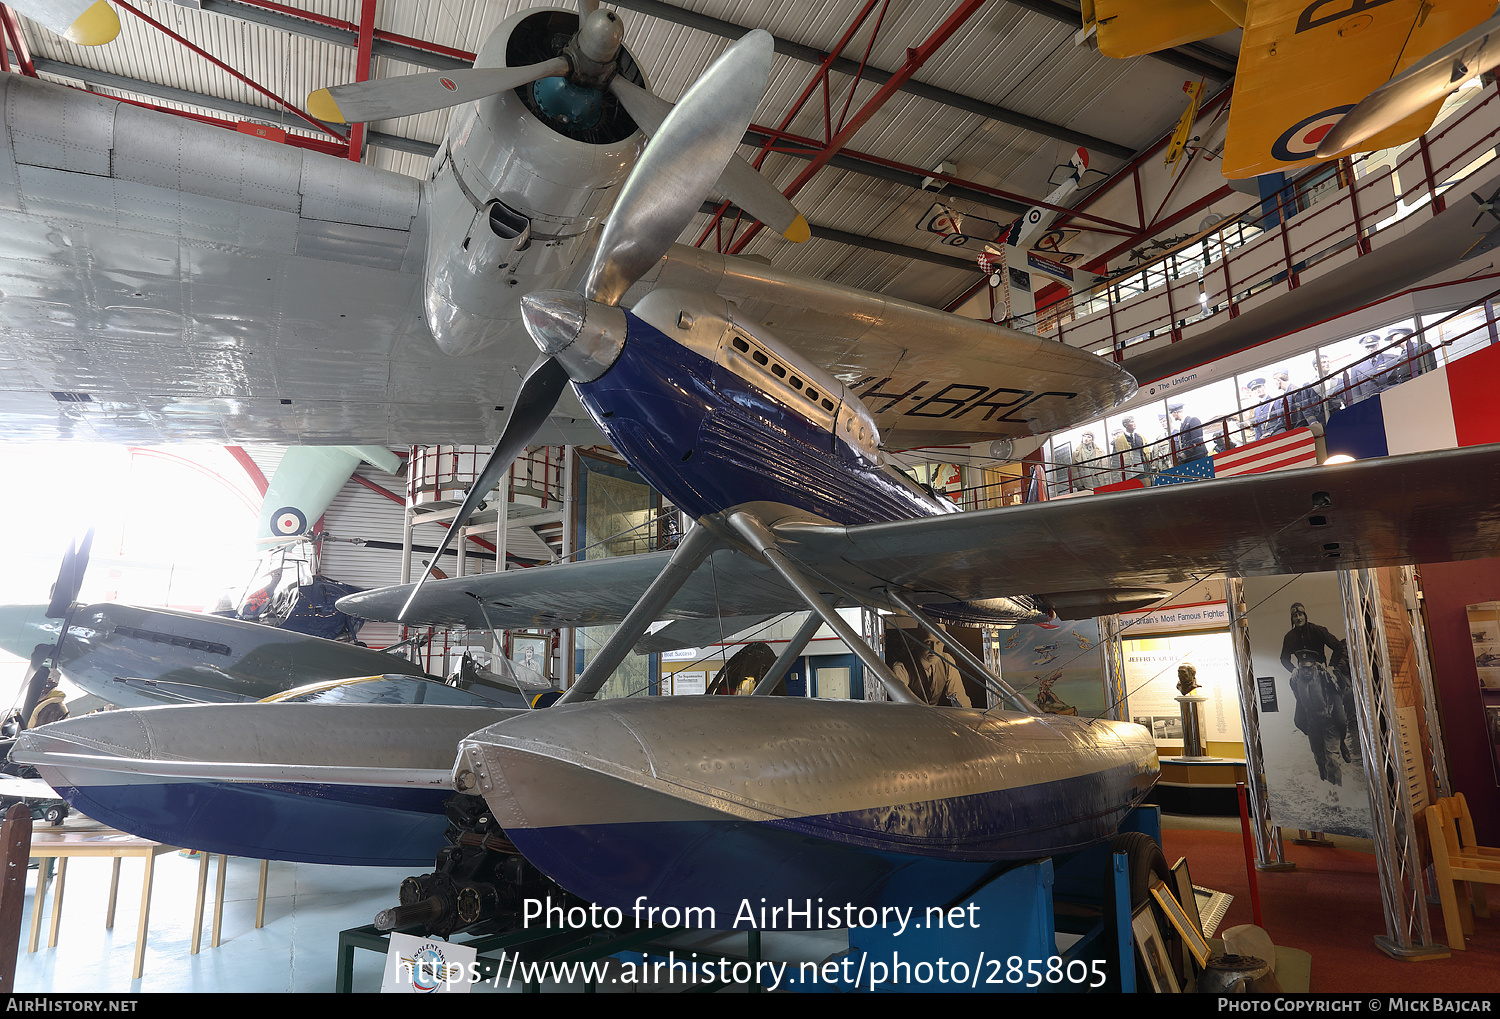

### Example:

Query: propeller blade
xmin=584 ymin=30 xmax=775 ymax=306
xmin=609 ymin=77 xmax=809 ymax=244
xmin=308 ymin=58 xmax=570 ymax=124
xmin=1316 ymin=12 xmax=1500 ymax=158
xmin=398 ymin=357 xmax=571 ymax=621
xmin=9 ymin=0 xmax=119 ymax=45
xmin=46 ymin=529 xmax=93 ymax=619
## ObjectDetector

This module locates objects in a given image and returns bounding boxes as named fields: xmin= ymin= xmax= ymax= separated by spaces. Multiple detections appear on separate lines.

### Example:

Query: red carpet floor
xmin=1161 ymin=826 xmax=1500 ymax=993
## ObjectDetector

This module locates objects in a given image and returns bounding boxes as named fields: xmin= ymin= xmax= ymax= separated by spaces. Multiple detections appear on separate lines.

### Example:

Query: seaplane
xmin=15 ymin=19 xmax=1500 ymax=925
xmin=345 ymin=29 xmax=1496 ymax=919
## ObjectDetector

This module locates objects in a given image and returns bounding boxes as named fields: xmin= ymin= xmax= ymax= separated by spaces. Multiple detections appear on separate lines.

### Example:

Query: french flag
xmin=1325 ymin=342 xmax=1500 ymax=459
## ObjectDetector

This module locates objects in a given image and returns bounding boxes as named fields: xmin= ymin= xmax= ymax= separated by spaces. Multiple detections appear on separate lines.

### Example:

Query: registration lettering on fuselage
xmin=849 ymin=377 xmax=1078 ymax=423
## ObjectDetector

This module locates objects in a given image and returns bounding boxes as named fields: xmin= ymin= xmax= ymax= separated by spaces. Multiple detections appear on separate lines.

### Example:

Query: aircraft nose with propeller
xmin=352 ymin=28 xmax=1162 ymax=918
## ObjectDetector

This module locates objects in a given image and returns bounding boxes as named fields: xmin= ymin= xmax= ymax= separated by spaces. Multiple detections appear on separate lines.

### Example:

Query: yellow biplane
xmin=1084 ymin=0 xmax=1496 ymax=178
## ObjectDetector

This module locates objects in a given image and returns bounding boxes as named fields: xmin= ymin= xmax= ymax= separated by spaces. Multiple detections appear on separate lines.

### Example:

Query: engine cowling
xmin=422 ymin=7 xmax=649 ymax=356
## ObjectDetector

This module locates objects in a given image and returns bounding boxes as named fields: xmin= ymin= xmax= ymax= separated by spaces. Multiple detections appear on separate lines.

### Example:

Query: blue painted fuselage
xmin=575 ymin=312 xmax=945 ymax=525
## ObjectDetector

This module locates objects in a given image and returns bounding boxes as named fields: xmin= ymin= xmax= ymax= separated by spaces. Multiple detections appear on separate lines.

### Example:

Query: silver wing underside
xmin=0 ymin=76 xmax=1130 ymax=447
xmin=341 ymin=443 xmax=1500 ymax=646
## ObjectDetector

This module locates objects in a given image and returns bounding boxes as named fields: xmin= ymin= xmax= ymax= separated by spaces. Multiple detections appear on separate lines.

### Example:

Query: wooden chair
xmin=1426 ymin=799 xmax=1500 ymax=950
xmin=1442 ymin=794 xmax=1495 ymax=918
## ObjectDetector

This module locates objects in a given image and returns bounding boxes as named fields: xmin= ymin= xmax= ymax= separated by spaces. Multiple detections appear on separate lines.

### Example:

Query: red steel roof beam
xmin=347 ymin=0 xmax=377 ymax=163
xmin=228 ymin=0 xmax=477 ymax=64
xmin=693 ymin=0 xmax=884 ymax=250
xmin=727 ymin=0 xmax=1001 ymax=257
xmin=745 ymin=121 xmax=1139 ymax=235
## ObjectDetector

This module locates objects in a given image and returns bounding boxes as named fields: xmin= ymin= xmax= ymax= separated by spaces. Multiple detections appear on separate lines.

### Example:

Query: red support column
xmin=0 ymin=5 xmax=35 ymax=77
xmin=347 ymin=0 xmax=377 ymax=163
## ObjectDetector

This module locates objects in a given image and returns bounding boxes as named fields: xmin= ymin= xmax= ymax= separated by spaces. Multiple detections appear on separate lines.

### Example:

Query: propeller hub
xmin=578 ymin=9 xmax=623 ymax=65
xmin=520 ymin=291 xmax=627 ymax=383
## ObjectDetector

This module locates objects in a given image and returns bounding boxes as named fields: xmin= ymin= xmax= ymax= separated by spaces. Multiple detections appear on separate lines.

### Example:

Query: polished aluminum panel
xmin=13 ymin=703 xmax=516 ymax=784
xmin=644 ymin=242 xmax=1138 ymax=445
xmin=457 ymin=696 xmax=1157 ymax=828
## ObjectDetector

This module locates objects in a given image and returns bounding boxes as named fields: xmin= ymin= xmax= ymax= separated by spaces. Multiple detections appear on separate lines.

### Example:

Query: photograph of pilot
xmin=1244 ymin=575 xmax=1373 ymax=837
xmin=1280 ymin=601 xmax=1357 ymax=786
xmin=885 ymin=627 xmax=973 ymax=707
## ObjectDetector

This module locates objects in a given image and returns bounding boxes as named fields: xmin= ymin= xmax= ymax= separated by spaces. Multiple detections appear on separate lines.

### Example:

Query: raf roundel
xmin=271 ymin=507 xmax=308 ymax=537
xmin=440 ymin=77 xmax=458 ymax=92
xmin=1271 ymin=105 xmax=1356 ymax=162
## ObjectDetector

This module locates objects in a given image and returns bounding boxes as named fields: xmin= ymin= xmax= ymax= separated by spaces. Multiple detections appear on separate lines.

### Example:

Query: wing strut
xmin=727 ymin=511 xmax=922 ymax=706
xmin=554 ymin=523 xmax=723 ymax=705
xmin=751 ymin=612 xmax=821 ymax=696
xmin=884 ymin=589 xmax=1039 ymax=714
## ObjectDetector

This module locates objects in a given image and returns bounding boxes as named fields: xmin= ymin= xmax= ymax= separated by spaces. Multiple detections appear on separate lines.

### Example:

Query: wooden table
xmin=188 ymin=853 xmax=270 ymax=953
xmin=27 ymin=828 xmax=177 ymax=980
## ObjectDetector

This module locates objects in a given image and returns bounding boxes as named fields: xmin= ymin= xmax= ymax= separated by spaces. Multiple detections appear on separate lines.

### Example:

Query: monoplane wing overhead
xmin=772 ymin=443 xmax=1500 ymax=610
xmin=1222 ymin=0 xmax=1494 ymax=178
xmin=0 ymin=75 xmax=592 ymax=446
xmin=644 ymin=245 xmax=1138 ymax=447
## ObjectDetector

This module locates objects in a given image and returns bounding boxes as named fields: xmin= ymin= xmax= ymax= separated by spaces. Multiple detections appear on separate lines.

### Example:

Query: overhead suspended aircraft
xmin=0 ymin=0 xmax=1126 ymax=454
xmin=1083 ymin=0 xmax=1499 ymax=179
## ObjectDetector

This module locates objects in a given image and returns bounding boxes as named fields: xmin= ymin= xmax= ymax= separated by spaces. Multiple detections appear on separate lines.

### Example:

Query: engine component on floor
xmin=374 ymin=793 xmax=580 ymax=938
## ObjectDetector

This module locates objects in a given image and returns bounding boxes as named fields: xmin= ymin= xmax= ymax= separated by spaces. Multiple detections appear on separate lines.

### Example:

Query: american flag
xmin=1146 ymin=428 xmax=1317 ymax=488
xmin=1214 ymin=428 xmax=1318 ymax=477
xmin=1152 ymin=458 xmax=1215 ymax=486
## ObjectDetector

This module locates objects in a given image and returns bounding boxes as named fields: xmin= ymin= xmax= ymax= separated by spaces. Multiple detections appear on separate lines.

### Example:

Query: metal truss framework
xmin=1338 ymin=566 xmax=1446 ymax=959
xmin=1225 ymin=577 xmax=1289 ymax=871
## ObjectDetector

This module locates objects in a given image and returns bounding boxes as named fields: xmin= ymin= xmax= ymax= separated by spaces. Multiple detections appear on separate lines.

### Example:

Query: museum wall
xmin=1416 ymin=557 xmax=1500 ymax=844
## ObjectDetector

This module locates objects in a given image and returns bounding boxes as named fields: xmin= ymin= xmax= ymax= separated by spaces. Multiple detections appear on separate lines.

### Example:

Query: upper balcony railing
xmin=1036 ymin=291 xmax=1499 ymax=496
xmin=1002 ymin=80 xmax=1500 ymax=358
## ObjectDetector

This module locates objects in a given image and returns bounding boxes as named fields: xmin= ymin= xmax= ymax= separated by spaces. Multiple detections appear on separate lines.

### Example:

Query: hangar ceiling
xmin=1 ymin=0 xmax=1239 ymax=313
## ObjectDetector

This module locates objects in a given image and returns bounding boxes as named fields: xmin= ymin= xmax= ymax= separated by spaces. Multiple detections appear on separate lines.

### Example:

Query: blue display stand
xmin=824 ymin=807 xmax=1161 ymax=993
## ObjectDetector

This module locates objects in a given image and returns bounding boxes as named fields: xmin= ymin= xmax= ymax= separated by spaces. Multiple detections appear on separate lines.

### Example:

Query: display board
xmin=994 ymin=618 xmax=1108 ymax=717
xmin=1121 ymin=632 xmax=1239 ymax=748
xmin=1242 ymin=575 xmax=1374 ymax=837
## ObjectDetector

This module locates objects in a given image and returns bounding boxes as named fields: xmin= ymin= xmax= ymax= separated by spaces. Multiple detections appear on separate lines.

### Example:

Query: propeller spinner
xmin=397 ymin=29 xmax=776 ymax=620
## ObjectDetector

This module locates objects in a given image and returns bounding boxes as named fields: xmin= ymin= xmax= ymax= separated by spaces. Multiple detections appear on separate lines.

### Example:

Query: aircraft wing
xmin=345 ymin=443 xmax=1500 ymax=633
xmin=773 ymin=443 xmax=1500 ymax=610
xmin=1222 ymin=0 xmax=1494 ymax=178
xmin=1089 ymin=0 xmax=1240 ymax=59
xmin=644 ymin=244 xmax=1138 ymax=447
xmin=337 ymin=548 xmax=802 ymax=638
xmin=0 ymin=74 xmax=598 ymax=446
xmin=0 ymin=75 xmax=1126 ymax=450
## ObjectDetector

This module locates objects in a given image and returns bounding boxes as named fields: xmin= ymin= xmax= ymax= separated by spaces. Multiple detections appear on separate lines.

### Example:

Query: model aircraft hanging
xmin=1084 ymin=0 xmax=1498 ymax=178
xmin=0 ymin=0 xmax=1129 ymax=452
